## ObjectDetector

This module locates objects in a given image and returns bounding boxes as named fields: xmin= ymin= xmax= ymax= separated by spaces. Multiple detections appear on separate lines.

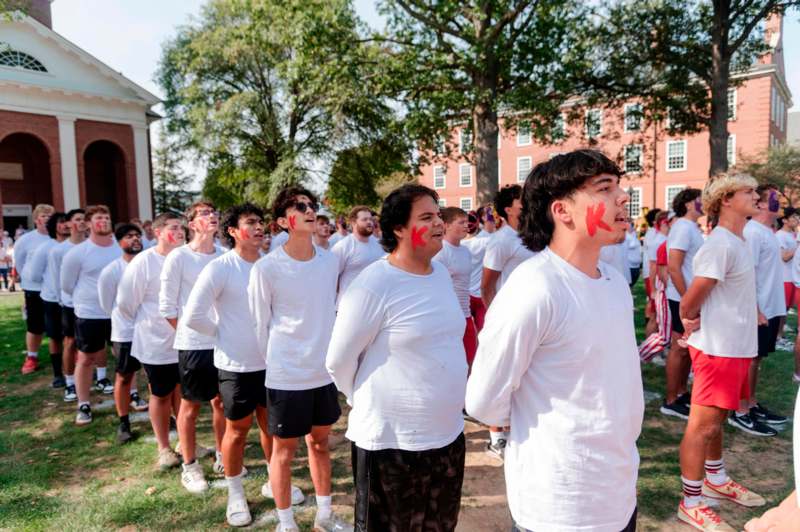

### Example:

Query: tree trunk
xmin=708 ymin=0 xmax=731 ymax=177
xmin=473 ymin=101 xmax=499 ymax=207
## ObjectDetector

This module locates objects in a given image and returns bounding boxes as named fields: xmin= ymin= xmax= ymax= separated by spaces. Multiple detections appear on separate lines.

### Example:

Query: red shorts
xmin=469 ymin=296 xmax=486 ymax=332
xmin=784 ymin=282 xmax=796 ymax=309
xmin=688 ymin=347 xmax=752 ymax=411
xmin=463 ymin=317 xmax=477 ymax=373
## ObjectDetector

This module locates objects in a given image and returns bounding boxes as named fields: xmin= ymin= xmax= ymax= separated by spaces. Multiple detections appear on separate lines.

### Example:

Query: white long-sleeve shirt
xmin=50 ymin=240 xmax=76 ymax=306
xmin=461 ymin=231 xmax=491 ymax=298
xmin=330 ymin=234 xmax=386 ymax=305
xmin=15 ymin=230 xmax=50 ymax=291
xmin=184 ymin=251 xmax=265 ymax=373
xmin=465 ymin=248 xmax=643 ymax=532
xmin=248 ymin=246 xmax=338 ymax=390
xmin=326 ymin=259 xmax=467 ymax=452
xmin=159 ymin=244 xmax=223 ymax=351
xmin=433 ymin=240 xmax=472 ymax=317
xmin=98 ymin=257 xmax=133 ymax=343
xmin=116 ymin=248 xmax=177 ymax=365
xmin=483 ymin=224 xmax=535 ymax=291
xmin=744 ymin=220 xmax=786 ymax=319
xmin=25 ymin=239 xmax=58 ymax=301
xmin=61 ymin=240 xmax=122 ymax=319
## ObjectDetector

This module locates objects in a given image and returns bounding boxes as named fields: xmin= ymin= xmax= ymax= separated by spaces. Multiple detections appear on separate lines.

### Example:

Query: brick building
xmin=0 ymin=0 xmax=160 ymax=231
xmin=418 ymin=16 xmax=792 ymax=218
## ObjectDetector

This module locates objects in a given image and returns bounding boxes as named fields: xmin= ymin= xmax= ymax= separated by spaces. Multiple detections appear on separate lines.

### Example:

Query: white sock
xmin=65 ymin=374 xmax=75 ymax=386
xmin=226 ymin=472 xmax=244 ymax=498
xmin=266 ymin=462 xmax=271 ymax=475
xmin=78 ymin=401 xmax=90 ymax=409
xmin=27 ymin=351 xmax=38 ymax=359
xmin=704 ymin=459 xmax=729 ymax=486
xmin=489 ymin=430 xmax=503 ymax=445
xmin=316 ymin=494 xmax=332 ymax=520
xmin=682 ymin=476 xmax=703 ymax=508
xmin=277 ymin=507 xmax=296 ymax=528
xmin=216 ymin=450 xmax=223 ymax=462
xmin=97 ymin=367 xmax=106 ymax=380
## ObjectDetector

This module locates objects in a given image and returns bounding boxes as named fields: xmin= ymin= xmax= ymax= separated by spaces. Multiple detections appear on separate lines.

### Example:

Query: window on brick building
xmin=433 ymin=166 xmax=445 ymax=189
xmin=460 ymin=197 xmax=473 ymax=211
xmin=438 ymin=198 xmax=446 ymax=207
xmin=551 ymin=114 xmax=565 ymax=142
xmin=627 ymin=188 xmax=642 ymax=218
xmin=0 ymin=47 xmax=47 ymax=72
xmin=727 ymin=134 xmax=736 ymax=166
xmin=624 ymin=145 xmax=643 ymax=173
xmin=666 ymin=185 xmax=685 ymax=210
xmin=727 ymin=88 xmax=737 ymax=121
xmin=624 ymin=104 xmax=642 ymax=132
xmin=517 ymin=156 xmax=532 ymax=182
xmin=585 ymin=109 xmax=602 ymax=139
xmin=666 ymin=140 xmax=687 ymax=171
xmin=459 ymin=128 xmax=472 ymax=154
xmin=517 ymin=122 xmax=531 ymax=146
xmin=459 ymin=164 xmax=472 ymax=187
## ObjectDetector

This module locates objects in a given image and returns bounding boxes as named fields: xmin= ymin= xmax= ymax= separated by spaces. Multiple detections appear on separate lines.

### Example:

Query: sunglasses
xmin=293 ymin=201 xmax=318 ymax=213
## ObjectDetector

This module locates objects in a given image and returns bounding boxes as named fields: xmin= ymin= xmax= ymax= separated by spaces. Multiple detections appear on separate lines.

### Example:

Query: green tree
xmin=152 ymin=130 xmax=197 ymax=215
xmin=158 ymin=0 xmax=391 ymax=207
xmin=738 ymin=144 xmax=800 ymax=206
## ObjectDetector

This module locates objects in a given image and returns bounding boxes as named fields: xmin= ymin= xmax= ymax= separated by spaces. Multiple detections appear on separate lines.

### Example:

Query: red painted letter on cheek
xmin=238 ymin=228 xmax=250 ymax=240
xmin=166 ymin=232 xmax=176 ymax=244
xmin=585 ymin=203 xmax=612 ymax=237
xmin=411 ymin=225 xmax=428 ymax=249
xmin=288 ymin=215 xmax=296 ymax=230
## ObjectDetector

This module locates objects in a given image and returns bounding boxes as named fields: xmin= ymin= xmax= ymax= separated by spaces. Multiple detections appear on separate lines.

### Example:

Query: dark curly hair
xmin=494 ymin=185 xmax=522 ymax=221
xmin=271 ymin=186 xmax=318 ymax=222
xmin=379 ymin=184 xmax=439 ymax=253
xmin=520 ymin=149 xmax=621 ymax=252
xmin=220 ymin=203 xmax=264 ymax=249
xmin=46 ymin=212 xmax=66 ymax=239
xmin=672 ymin=188 xmax=702 ymax=217
xmin=644 ymin=207 xmax=661 ymax=227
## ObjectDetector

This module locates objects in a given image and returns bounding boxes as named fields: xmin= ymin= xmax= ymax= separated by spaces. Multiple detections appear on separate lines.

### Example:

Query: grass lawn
xmin=0 ymin=281 xmax=796 ymax=531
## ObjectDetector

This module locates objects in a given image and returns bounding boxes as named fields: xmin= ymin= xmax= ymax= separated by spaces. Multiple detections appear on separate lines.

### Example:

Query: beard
xmin=123 ymin=244 xmax=143 ymax=255
xmin=356 ymin=225 xmax=373 ymax=237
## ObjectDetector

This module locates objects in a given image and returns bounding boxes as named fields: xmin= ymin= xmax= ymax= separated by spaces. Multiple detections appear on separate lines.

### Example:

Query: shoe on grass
xmin=21 ymin=356 xmax=38 ymax=374
xmin=212 ymin=452 xmax=247 ymax=476
xmin=158 ymin=447 xmax=181 ymax=470
xmin=129 ymin=392 xmax=148 ymax=411
xmin=95 ymin=378 xmax=114 ymax=394
xmin=51 ymin=375 xmax=66 ymax=388
xmin=181 ymin=461 xmax=209 ymax=494
xmin=659 ymin=400 xmax=690 ymax=420
xmin=226 ymin=492 xmax=252 ymax=527
xmin=750 ymin=403 xmax=787 ymax=425
xmin=486 ymin=438 xmax=506 ymax=461
xmin=75 ymin=403 xmax=92 ymax=425
xmin=677 ymin=501 xmax=734 ymax=531
xmin=117 ymin=421 xmax=134 ymax=444
xmin=314 ymin=511 xmax=354 ymax=532
xmin=727 ymin=412 xmax=777 ymax=436
xmin=701 ymin=478 xmax=766 ymax=507
xmin=63 ymin=384 xmax=77 ymax=402
xmin=261 ymin=482 xmax=305 ymax=505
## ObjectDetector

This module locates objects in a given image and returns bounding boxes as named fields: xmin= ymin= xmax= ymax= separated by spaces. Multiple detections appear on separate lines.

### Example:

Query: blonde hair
xmin=702 ymin=173 xmax=758 ymax=220
xmin=32 ymin=204 xmax=54 ymax=219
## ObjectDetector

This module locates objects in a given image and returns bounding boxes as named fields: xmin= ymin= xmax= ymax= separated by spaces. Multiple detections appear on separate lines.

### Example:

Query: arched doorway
xmin=83 ymin=140 xmax=128 ymax=223
xmin=0 ymin=133 xmax=52 ymax=231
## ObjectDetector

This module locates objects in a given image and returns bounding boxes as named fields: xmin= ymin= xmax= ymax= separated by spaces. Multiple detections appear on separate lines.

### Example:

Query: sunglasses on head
xmin=293 ymin=201 xmax=318 ymax=213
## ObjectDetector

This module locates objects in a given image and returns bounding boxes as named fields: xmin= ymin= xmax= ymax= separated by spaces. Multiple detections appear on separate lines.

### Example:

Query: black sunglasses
xmin=293 ymin=201 xmax=318 ymax=213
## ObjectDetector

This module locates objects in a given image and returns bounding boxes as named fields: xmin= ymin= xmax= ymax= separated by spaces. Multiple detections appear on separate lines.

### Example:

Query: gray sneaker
xmin=314 ymin=512 xmax=354 ymax=532
xmin=63 ymin=384 xmax=77 ymax=402
xmin=75 ymin=403 xmax=92 ymax=425
xmin=158 ymin=448 xmax=181 ymax=470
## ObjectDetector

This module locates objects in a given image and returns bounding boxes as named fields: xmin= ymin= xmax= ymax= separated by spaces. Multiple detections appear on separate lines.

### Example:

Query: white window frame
xmin=666 ymin=140 xmax=687 ymax=172
xmin=727 ymin=88 xmax=737 ymax=121
xmin=627 ymin=187 xmax=643 ymax=218
xmin=727 ymin=134 xmax=736 ymax=166
xmin=497 ymin=160 xmax=501 ymax=183
xmin=517 ymin=156 xmax=532 ymax=183
xmin=459 ymin=128 xmax=472 ymax=154
xmin=437 ymin=198 xmax=446 ymax=207
xmin=551 ymin=113 xmax=565 ymax=142
xmin=623 ymin=103 xmax=642 ymax=132
xmin=460 ymin=197 xmax=473 ymax=211
xmin=458 ymin=163 xmax=472 ymax=187
xmin=433 ymin=165 xmax=446 ymax=189
xmin=623 ymin=144 xmax=643 ymax=174
xmin=585 ymin=108 xmax=603 ymax=138
xmin=665 ymin=185 xmax=686 ymax=210
xmin=516 ymin=122 xmax=532 ymax=146
xmin=497 ymin=130 xmax=501 ymax=150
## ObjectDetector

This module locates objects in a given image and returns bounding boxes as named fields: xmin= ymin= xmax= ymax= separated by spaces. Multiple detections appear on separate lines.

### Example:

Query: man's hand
xmin=744 ymin=490 xmax=799 ymax=532
xmin=758 ymin=311 xmax=768 ymax=326
xmin=681 ymin=315 xmax=701 ymax=336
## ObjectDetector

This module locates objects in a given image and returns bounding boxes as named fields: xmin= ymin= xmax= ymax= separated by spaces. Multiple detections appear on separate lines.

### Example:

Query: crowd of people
xmin=8 ymin=148 xmax=799 ymax=532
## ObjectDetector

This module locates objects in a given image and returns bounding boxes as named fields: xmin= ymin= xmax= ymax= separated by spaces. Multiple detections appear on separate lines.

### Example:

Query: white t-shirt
xmin=647 ymin=232 xmax=667 ymax=267
xmin=331 ymin=234 xmax=386 ymax=304
xmin=461 ymin=232 xmax=492 ymax=298
xmin=183 ymin=251 xmax=265 ymax=373
xmin=15 ymin=230 xmax=50 ymax=291
xmin=483 ymin=224 xmax=535 ymax=291
xmin=269 ymin=231 xmax=289 ymax=252
xmin=465 ymin=248 xmax=643 ymax=532
xmin=25 ymin=239 xmax=58 ymax=300
xmin=687 ymin=226 xmax=757 ymax=358
xmin=642 ymin=227 xmax=657 ymax=277
xmin=600 ymin=243 xmax=631 ymax=284
xmin=326 ymin=259 xmax=467 ymax=452
xmin=433 ymin=240 xmax=472 ymax=317
xmin=666 ymin=218 xmax=704 ymax=301
xmin=61 ymin=240 xmax=122 ymax=319
xmin=50 ymin=240 xmax=76 ymax=307
xmin=116 ymin=248 xmax=178 ymax=365
xmin=776 ymin=229 xmax=797 ymax=283
xmin=744 ymin=220 xmax=786 ymax=320
xmin=328 ymin=232 xmax=347 ymax=247
xmin=625 ymin=230 xmax=642 ymax=267
xmin=98 ymin=257 xmax=134 ymax=343
xmin=248 ymin=246 xmax=337 ymax=390
xmin=159 ymin=244 xmax=223 ymax=351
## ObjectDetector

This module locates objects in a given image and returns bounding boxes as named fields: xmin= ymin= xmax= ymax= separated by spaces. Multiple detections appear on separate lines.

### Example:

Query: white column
xmin=56 ymin=115 xmax=80 ymax=210
xmin=132 ymin=124 xmax=153 ymax=220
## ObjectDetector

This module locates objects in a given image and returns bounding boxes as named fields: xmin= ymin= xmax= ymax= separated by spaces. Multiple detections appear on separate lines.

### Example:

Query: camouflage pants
xmin=352 ymin=433 xmax=466 ymax=532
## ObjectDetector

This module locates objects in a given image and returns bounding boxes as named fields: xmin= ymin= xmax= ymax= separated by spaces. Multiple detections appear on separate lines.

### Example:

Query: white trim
xmin=458 ymin=163 xmax=472 ymax=187
xmin=56 ymin=116 xmax=80 ymax=210
xmin=623 ymin=144 xmax=643 ymax=174
xmin=665 ymin=185 xmax=686 ymax=210
xmin=627 ymin=187 xmax=643 ymax=218
xmin=623 ymin=103 xmax=642 ymax=133
xmin=497 ymin=130 xmax=501 ymax=150
xmin=727 ymin=88 xmax=737 ymax=121
xmin=133 ymin=125 xmax=153 ymax=220
xmin=437 ymin=198 xmax=446 ymax=207
xmin=516 ymin=156 xmax=532 ymax=183
xmin=459 ymin=197 xmax=473 ymax=211
xmin=727 ymin=134 xmax=736 ymax=166
xmin=585 ymin=108 xmax=603 ymax=138
xmin=516 ymin=122 xmax=531 ymax=146
xmin=665 ymin=140 xmax=687 ymax=172
xmin=433 ymin=165 xmax=446 ymax=189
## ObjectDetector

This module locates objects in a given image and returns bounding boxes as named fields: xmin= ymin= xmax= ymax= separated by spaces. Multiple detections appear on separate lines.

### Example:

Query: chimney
xmin=22 ymin=0 xmax=52 ymax=29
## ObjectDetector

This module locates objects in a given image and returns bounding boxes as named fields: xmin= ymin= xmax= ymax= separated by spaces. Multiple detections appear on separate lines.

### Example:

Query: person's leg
xmin=463 ymin=317 xmax=478 ymax=374
xmin=212 ymin=395 xmax=226 ymax=454
xmin=254 ymin=404 xmax=273 ymax=465
xmin=306 ymin=425 xmax=332 ymax=497
xmin=150 ymin=391 xmax=174 ymax=452
xmin=222 ymin=414 xmax=254 ymax=526
xmin=75 ymin=350 xmax=98 ymax=404
xmin=271 ymin=436 xmax=300 ymax=510
xmin=424 ymin=434 xmax=466 ymax=530
xmin=665 ymin=333 xmax=688 ymax=404
xmin=114 ymin=372 xmax=134 ymax=417
xmin=747 ymin=359 xmax=760 ymax=408
xmin=679 ymin=403 xmax=728 ymax=498
xmin=178 ymin=399 xmax=201 ymax=464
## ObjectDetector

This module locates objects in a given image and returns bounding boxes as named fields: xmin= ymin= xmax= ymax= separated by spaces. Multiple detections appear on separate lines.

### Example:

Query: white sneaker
xmin=181 ymin=461 xmax=208 ymax=494
xmin=261 ymin=482 xmax=305 ymax=505
xmin=158 ymin=448 xmax=181 ymax=470
xmin=212 ymin=453 xmax=247 ymax=477
xmin=314 ymin=512 xmax=354 ymax=532
xmin=226 ymin=491 xmax=252 ymax=527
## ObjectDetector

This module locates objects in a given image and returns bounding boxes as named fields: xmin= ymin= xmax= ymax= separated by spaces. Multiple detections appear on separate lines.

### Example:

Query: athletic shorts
xmin=784 ymin=282 xmax=797 ymax=309
xmin=113 ymin=341 xmax=140 ymax=375
xmin=688 ymin=347 xmax=752 ymax=411
xmin=61 ymin=306 xmax=76 ymax=338
xmin=218 ymin=369 xmax=267 ymax=421
xmin=23 ymin=290 xmax=45 ymax=335
xmin=178 ymin=349 xmax=218 ymax=403
xmin=74 ymin=317 xmax=111 ymax=354
xmin=43 ymin=300 xmax=63 ymax=341
xmin=267 ymin=382 xmax=341 ymax=438
xmin=757 ymin=316 xmax=781 ymax=358
xmin=463 ymin=317 xmax=477 ymax=373
xmin=668 ymin=299 xmax=684 ymax=334
xmin=469 ymin=296 xmax=486 ymax=332
xmin=142 ymin=362 xmax=180 ymax=398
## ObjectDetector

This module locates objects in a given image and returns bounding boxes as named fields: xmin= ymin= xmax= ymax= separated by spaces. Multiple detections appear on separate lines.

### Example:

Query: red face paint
xmin=411 ymin=225 xmax=428 ymax=249
xmin=94 ymin=221 xmax=104 ymax=231
xmin=288 ymin=215 xmax=296 ymax=230
xmin=238 ymin=228 xmax=250 ymax=240
xmin=585 ymin=203 xmax=612 ymax=237
xmin=166 ymin=232 xmax=176 ymax=244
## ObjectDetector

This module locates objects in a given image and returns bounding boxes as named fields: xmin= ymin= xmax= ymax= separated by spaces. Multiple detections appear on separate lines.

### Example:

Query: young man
xmin=434 ymin=207 xmax=476 ymax=370
xmin=313 ymin=213 xmax=333 ymax=250
xmin=639 ymin=218 xmax=674 ymax=362
xmin=465 ymin=150 xmax=642 ymax=532
xmin=61 ymin=205 xmax=122 ymax=425
xmin=461 ymin=211 xmax=491 ymax=332
xmin=327 ymin=184 xmax=467 ymax=532
xmin=731 ymin=185 xmax=788 ymax=433
xmin=141 ymin=220 xmax=156 ymax=248
xmin=625 ymin=222 xmax=642 ymax=287
xmin=642 ymin=208 xmax=662 ymax=325
xmin=329 ymin=216 xmax=348 ymax=247
xmin=249 ymin=187 xmax=345 ymax=532
xmin=25 ymin=212 xmax=69 ymax=387
xmin=476 ymin=205 xmax=496 ymax=234
xmin=776 ymin=207 xmax=798 ymax=342
xmin=661 ymin=188 xmax=704 ymax=419
xmin=16 ymin=203 xmax=54 ymax=374
xmin=98 ymin=223 xmax=147 ymax=444
xmin=331 ymin=205 xmax=385 ymax=305
xmin=158 ymin=201 xmax=225 ymax=492
xmin=52 ymin=209 xmax=87 ymax=402
xmin=677 ymin=173 xmax=767 ymax=530
xmin=184 ymin=204 xmax=303 ymax=527
xmin=117 ymin=213 xmax=185 ymax=469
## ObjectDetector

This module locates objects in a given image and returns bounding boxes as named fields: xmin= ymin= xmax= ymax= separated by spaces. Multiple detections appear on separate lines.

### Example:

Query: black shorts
xmin=23 ymin=290 xmax=45 ymax=335
xmin=43 ymin=300 xmax=63 ymax=341
xmin=668 ymin=299 xmax=684 ymax=334
xmin=179 ymin=349 xmax=219 ymax=403
xmin=113 ymin=341 xmax=140 ymax=375
xmin=61 ymin=306 xmax=76 ymax=338
xmin=74 ymin=318 xmax=111 ymax=354
xmin=267 ymin=382 xmax=341 ymax=438
xmin=218 ymin=369 xmax=267 ymax=421
xmin=143 ymin=363 xmax=180 ymax=397
xmin=757 ymin=316 xmax=781 ymax=358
